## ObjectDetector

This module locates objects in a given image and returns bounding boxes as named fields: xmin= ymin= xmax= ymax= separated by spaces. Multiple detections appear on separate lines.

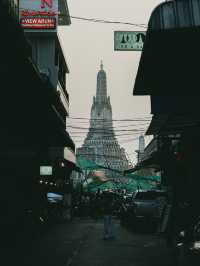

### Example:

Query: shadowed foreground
xmin=3 ymin=218 xmax=173 ymax=266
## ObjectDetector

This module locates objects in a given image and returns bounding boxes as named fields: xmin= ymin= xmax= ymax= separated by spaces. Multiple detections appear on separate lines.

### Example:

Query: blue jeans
xmin=104 ymin=215 xmax=114 ymax=239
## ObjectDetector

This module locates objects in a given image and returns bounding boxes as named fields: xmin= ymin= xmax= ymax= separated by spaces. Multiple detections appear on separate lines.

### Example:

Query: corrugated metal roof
xmin=146 ymin=114 xmax=200 ymax=135
xmin=133 ymin=0 xmax=200 ymax=95
xmin=149 ymin=0 xmax=200 ymax=30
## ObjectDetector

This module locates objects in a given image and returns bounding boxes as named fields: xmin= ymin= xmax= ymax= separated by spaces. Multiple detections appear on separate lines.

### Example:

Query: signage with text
xmin=40 ymin=166 xmax=53 ymax=175
xmin=114 ymin=31 xmax=146 ymax=51
xmin=19 ymin=0 xmax=58 ymax=31
xmin=21 ymin=17 xmax=56 ymax=29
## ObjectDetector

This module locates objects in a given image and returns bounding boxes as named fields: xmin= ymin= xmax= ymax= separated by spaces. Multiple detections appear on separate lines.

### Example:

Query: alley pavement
xmin=3 ymin=218 xmax=173 ymax=266
xmin=68 ymin=219 xmax=172 ymax=266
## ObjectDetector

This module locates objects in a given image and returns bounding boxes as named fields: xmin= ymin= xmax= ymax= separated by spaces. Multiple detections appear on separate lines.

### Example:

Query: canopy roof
xmin=77 ymin=158 xmax=160 ymax=192
xmin=126 ymin=174 xmax=161 ymax=182
xmin=85 ymin=175 xmax=158 ymax=193
xmin=76 ymin=157 xmax=124 ymax=173
xmin=76 ymin=158 xmax=102 ymax=170
xmin=133 ymin=0 xmax=200 ymax=95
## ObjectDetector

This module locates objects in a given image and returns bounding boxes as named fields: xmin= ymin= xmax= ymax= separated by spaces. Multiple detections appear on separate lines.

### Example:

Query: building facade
xmin=0 ymin=0 xmax=76 ymax=230
xmin=132 ymin=2 xmax=200 ymax=254
xmin=77 ymin=62 xmax=129 ymax=178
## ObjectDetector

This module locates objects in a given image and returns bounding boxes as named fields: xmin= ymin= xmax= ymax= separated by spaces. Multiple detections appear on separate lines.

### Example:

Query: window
xmin=135 ymin=191 xmax=167 ymax=200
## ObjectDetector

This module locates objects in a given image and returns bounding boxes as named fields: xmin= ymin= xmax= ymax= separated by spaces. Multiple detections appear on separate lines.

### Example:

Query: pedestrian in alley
xmin=102 ymin=191 xmax=115 ymax=240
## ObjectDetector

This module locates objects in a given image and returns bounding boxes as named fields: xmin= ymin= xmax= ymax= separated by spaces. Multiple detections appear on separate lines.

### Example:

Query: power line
xmin=69 ymin=129 xmax=146 ymax=132
xmin=68 ymin=128 xmax=147 ymax=133
xmin=67 ymin=116 xmax=151 ymax=121
xmin=70 ymin=16 xmax=147 ymax=28
xmin=70 ymin=137 xmax=140 ymax=143
xmin=69 ymin=135 xmax=144 ymax=141
xmin=120 ymin=139 xmax=140 ymax=144
xmin=71 ymin=132 xmax=143 ymax=136
xmin=73 ymin=136 xmax=139 ymax=142
xmin=76 ymin=151 xmax=137 ymax=160
xmin=68 ymin=125 xmax=149 ymax=129
xmin=67 ymin=123 xmax=150 ymax=130
xmin=67 ymin=120 xmax=151 ymax=125
xmin=69 ymin=133 xmax=145 ymax=138
xmin=68 ymin=128 xmax=147 ymax=132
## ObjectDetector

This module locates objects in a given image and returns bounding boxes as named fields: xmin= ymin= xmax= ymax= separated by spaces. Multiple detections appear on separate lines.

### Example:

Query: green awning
xmin=76 ymin=157 xmax=123 ymax=173
xmin=76 ymin=158 xmax=102 ymax=170
xmin=126 ymin=174 xmax=161 ymax=182
xmin=85 ymin=176 xmax=157 ymax=193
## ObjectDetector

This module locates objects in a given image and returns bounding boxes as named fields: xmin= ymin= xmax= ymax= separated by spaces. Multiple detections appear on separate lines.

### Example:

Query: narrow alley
xmin=2 ymin=1 xmax=200 ymax=266
xmin=4 ymin=219 xmax=173 ymax=266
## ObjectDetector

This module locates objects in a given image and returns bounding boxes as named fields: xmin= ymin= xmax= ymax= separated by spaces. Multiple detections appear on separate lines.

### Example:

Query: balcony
xmin=57 ymin=81 xmax=69 ymax=115
xmin=142 ymin=138 xmax=159 ymax=161
xmin=58 ymin=65 xmax=67 ymax=91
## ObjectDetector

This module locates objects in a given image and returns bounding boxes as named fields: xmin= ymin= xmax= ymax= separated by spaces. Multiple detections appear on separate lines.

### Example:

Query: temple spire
xmin=76 ymin=61 xmax=129 ymax=178
xmin=96 ymin=61 xmax=107 ymax=102
xmin=100 ymin=60 xmax=103 ymax=70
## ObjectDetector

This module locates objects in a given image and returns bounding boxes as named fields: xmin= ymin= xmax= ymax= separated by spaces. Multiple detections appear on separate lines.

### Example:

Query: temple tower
xmin=77 ymin=62 xmax=129 ymax=178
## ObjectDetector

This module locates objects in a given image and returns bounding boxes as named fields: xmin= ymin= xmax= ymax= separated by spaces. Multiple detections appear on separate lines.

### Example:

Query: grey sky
xmin=58 ymin=0 xmax=162 ymax=165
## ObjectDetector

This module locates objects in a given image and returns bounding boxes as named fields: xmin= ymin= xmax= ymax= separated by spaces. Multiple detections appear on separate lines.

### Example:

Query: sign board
xmin=21 ymin=17 xmax=56 ymax=29
xmin=40 ymin=166 xmax=53 ymax=175
xmin=114 ymin=31 xmax=146 ymax=51
xmin=19 ymin=0 xmax=58 ymax=31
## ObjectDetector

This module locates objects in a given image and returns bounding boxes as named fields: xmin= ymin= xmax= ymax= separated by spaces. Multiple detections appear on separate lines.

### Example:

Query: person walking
xmin=102 ymin=192 xmax=115 ymax=240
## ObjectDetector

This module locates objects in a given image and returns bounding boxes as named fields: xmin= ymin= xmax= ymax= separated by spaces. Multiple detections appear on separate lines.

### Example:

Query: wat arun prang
xmin=77 ymin=62 xmax=129 ymax=178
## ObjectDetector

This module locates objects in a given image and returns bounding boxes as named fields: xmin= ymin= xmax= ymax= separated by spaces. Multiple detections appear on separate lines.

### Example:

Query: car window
xmin=135 ymin=191 xmax=166 ymax=200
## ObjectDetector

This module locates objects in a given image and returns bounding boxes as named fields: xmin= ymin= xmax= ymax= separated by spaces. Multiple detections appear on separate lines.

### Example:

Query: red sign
xmin=21 ymin=10 xmax=56 ymax=17
xmin=19 ymin=0 xmax=58 ymax=31
xmin=20 ymin=18 xmax=56 ymax=29
xmin=41 ymin=0 xmax=53 ymax=9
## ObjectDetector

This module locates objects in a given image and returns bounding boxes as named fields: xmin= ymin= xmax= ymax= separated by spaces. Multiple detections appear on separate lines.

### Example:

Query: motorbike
xmin=162 ymin=202 xmax=200 ymax=266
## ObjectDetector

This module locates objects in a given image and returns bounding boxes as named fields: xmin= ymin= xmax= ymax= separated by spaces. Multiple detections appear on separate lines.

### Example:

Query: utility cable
xmin=67 ymin=123 xmax=150 ymax=130
xmin=69 ymin=133 xmax=145 ymax=138
xmin=70 ymin=16 xmax=147 ymax=28
xmin=67 ymin=117 xmax=151 ymax=121
xmin=67 ymin=120 xmax=151 ymax=125
xmin=68 ymin=129 xmax=147 ymax=133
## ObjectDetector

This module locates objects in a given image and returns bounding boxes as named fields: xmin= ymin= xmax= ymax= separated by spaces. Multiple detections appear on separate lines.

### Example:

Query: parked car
xmin=126 ymin=190 xmax=167 ymax=231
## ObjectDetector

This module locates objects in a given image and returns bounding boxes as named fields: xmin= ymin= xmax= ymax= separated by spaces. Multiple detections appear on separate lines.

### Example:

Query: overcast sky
xmin=58 ymin=0 xmax=162 ymax=165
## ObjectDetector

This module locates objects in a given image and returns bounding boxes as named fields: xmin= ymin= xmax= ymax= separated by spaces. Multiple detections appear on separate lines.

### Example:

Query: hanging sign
xmin=19 ymin=0 xmax=58 ymax=31
xmin=20 ymin=17 xmax=56 ymax=29
xmin=114 ymin=31 xmax=146 ymax=51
